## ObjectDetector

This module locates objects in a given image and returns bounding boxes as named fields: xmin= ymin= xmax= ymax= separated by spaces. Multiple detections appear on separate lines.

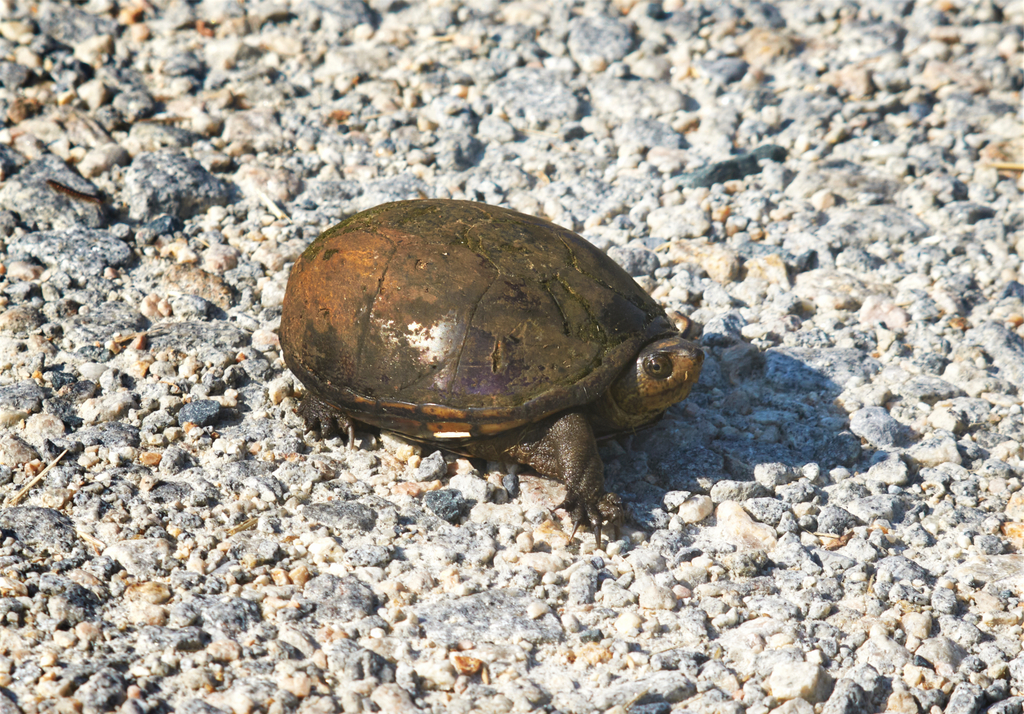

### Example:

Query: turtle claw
xmin=297 ymin=395 xmax=354 ymax=446
xmin=558 ymin=492 xmax=625 ymax=550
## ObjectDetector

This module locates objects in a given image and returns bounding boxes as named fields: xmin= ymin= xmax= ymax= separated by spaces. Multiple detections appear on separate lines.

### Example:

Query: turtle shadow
xmin=603 ymin=345 xmax=880 ymax=531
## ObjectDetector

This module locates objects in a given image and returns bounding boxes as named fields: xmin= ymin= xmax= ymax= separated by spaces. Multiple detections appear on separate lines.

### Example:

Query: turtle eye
xmin=643 ymin=354 xmax=673 ymax=380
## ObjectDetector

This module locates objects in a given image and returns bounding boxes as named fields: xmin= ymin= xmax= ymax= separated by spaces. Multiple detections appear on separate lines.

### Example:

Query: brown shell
xmin=280 ymin=200 xmax=675 ymax=439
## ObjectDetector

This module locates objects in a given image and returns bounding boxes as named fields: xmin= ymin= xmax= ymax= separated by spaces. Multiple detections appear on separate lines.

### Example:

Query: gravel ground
xmin=0 ymin=0 xmax=1021 ymax=713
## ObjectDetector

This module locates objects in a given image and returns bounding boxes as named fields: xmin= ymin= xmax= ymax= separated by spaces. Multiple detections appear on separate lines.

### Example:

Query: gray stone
xmin=697 ymin=58 xmax=750 ymax=84
xmin=8 ymin=226 xmax=131 ymax=277
xmin=0 ymin=62 xmax=29 ymax=90
xmin=702 ymin=311 xmax=747 ymax=346
xmin=36 ymin=0 xmax=118 ymax=42
xmin=586 ymin=75 xmax=687 ymax=121
xmin=710 ymin=480 xmax=770 ymax=503
xmin=845 ymin=495 xmax=903 ymax=523
xmin=753 ymin=462 xmax=799 ymax=489
xmin=168 ymin=294 xmax=215 ymax=320
xmin=147 ymin=322 xmax=250 ymax=357
xmin=568 ymin=563 xmax=598 ymax=606
xmin=743 ymin=498 xmax=789 ymax=527
xmin=612 ymin=118 xmax=685 ymax=150
xmin=489 ymin=69 xmax=581 ymax=130
xmin=931 ymin=587 xmax=959 ymax=615
xmin=982 ymin=696 xmax=1022 ymax=714
xmin=865 ymin=454 xmax=909 ymax=486
xmin=324 ymin=640 xmax=394 ymax=684
xmin=567 ymin=16 xmax=634 ymax=71
xmin=305 ymin=574 xmax=378 ymax=622
xmin=0 ymin=155 xmax=108 ymax=230
xmin=414 ymin=450 xmax=447 ymax=482
xmin=124 ymin=152 xmax=232 ymax=222
xmin=0 ymin=381 xmax=48 ymax=412
xmin=936 ymin=615 xmax=984 ymax=647
xmin=849 ymin=407 xmax=910 ymax=448
xmin=607 ymin=245 xmax=659 ymax=276
xmin=674 ymin=146 xmax=786 ymax=188
xmin=64 ymin=302 xmax=146 ymax=349
xmin=103 ymin=538 xmax=176 ymax=578
xmin=968 ymin=322 xmax=1024 ymax=388
xmin=345 ymin=545 xmax=392 ymax=568
xmin=820 ymin=205 xmax=930 ymax=248
xmin=875 ymin=555 xmax=928 ymax=584
xmin=75 ymin=669 xmax=128 ymax=714
xmin=414 ymin=589 xmax=563 ymax=647
xmin=896 ymin=376 xmax=963 ymax=404
xmin=304 ymin=501 xmax=377 ymax=531
xmin=198 ymin=596 xmax=263 ymax=639
xmin=112 ymin=89 xmax=157 ymax=122
xmin=775 ymin=481 xmax=816 ymax=504
xmin=944 ymin=682 xmax=985 ymax=714
xmin=0 ymin=506 xmax=78 ymax=552
xmin=424 ymin=489 xmax=467 ymax=523
xmin=584 ymin=671 xmax=695 ymax=710
xmin=817 ymin=505 xmax=860 ymax=534
xmin=0 ymin=144 xmax=26 ymax=181
xmin=178 ymin=399 xmax=221 ymax=427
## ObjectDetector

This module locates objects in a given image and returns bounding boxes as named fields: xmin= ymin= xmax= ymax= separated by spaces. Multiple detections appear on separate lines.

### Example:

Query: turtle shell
xmin=280 ymin=199 xmax=676 ymax=440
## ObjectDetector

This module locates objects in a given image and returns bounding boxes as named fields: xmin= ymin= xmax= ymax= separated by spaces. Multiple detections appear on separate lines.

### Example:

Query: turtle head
xmin=599 ymin=336 xmax=704 ymax=428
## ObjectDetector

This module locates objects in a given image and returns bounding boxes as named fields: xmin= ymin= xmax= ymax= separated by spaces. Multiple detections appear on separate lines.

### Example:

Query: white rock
xmin=205 ymin=37 xmax=244 ymax=70
xmin=78 ymin=143 xmax=130 ymax=178
xmin=901 ymin=611 xmax=932 ymax=640
xmin=260 ymin=279 xmax=287 ymax=309
xmin=716 ymin=501 xmax=777 ymax=550
xmin=0 ymin=434 xmax=37 ymax=467
xmin=449 ymin=473 xmax=494 ymax=503
xmin=414 ymin=660 xmax=457 ymax=691
xmin=80 ymin=393 xmax=136 ymax=424
xmin=614 ymin=611 xmax=643 ymax=636
xmin=518 ymin=553 xmax=566 ymax=574
xmin=203 ymin=244 xmax=240 ymax=273
xmin=914 ymin=636 xmax=966 ymax=677
xmin=855 ymin=634 xmax=912 ymax=676
xmin=677 ymin=495 xmax=713 ymax=523
xmin=103 ymin=538 xmax=175 ymax=578
xmin=928 ymin=405 xmax=965 ymax=433
xmin=526 ymin=601 xmax=550 ymax=619
xmin=23 ymin=413 xmax=64 ymax=445
xmin=76 ymin=78 xmax=110 ymax=111
xmin=637 ymin=577 xmax=677 ymax=610
xmin=78 ymin=362 xmax=108 ymax=381
xmin=906 ymin=433 xmax=961 ymax=468
xmin=73 ymin=34 xmax=113 ymax=64
xmin=0 ymin=410 xmax=28 ymax=427
xmin=370 ymin=683 xmax=418 ymax=712
xmin=468 ymin=502 xmax=524 ymax=527
xmin=251 ymin=329 xmax=280 ymax=351
xmin=865 ymin=454 xmax=909 ymax=485
xmin=266 ymin=376 xmax=293 ymax=405
xmin=768 ymin=661 xmax=832 ymax=703
xmin=754 ymin=462 xmax=798 ymax=489
xmin=769 ymin=698 xmax=815 ymax=714
xmin=647 ymin=203 xmax=711 ymax=240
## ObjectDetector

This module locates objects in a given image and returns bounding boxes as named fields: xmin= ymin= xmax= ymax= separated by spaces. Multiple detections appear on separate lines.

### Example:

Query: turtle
xmin=279 ymin=199 xmax=704 ymax=545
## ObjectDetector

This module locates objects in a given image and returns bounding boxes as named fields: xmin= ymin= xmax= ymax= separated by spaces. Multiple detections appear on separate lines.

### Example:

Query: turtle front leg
xmin=297 ymin=393 xmax=356 ymax=448
xmin=463 ymin=411 xmax=624 ymax=547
